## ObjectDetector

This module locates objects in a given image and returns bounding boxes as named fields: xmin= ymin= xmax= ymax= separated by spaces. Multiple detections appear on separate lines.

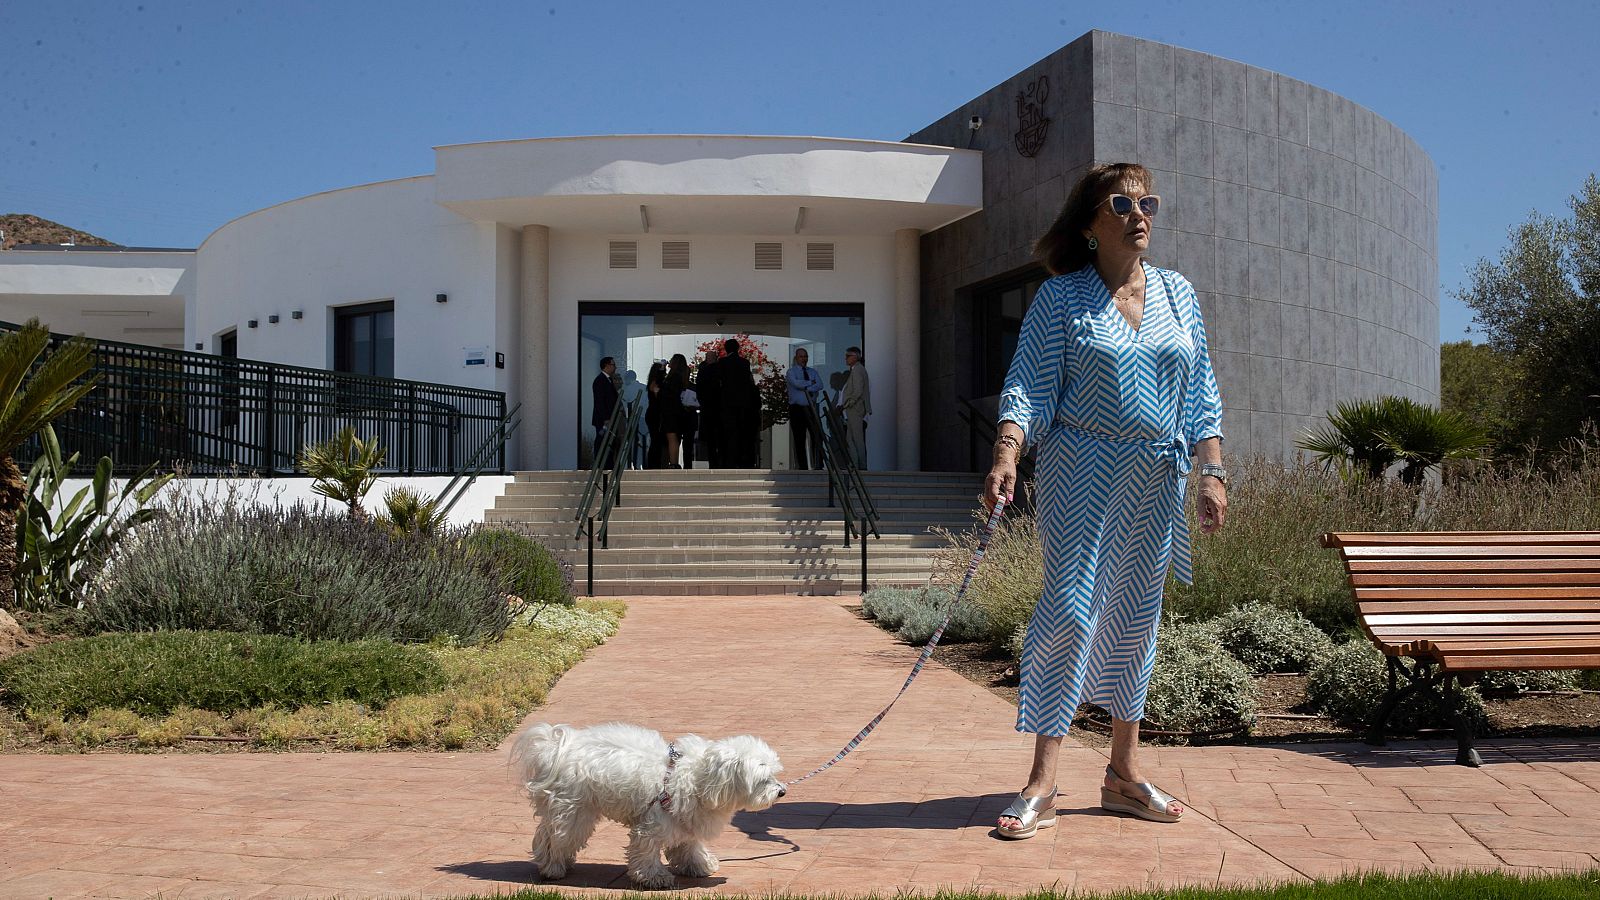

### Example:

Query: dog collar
xmin=655 ymin=743 xmax=682 ymax=811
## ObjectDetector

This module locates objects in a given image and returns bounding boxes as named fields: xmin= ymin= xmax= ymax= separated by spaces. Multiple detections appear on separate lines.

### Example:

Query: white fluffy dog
xmin=510 ymin=722 xmax=786 ymax=888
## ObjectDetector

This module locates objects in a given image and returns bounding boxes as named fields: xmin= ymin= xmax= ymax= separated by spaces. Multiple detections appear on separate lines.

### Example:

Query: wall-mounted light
xmin=247 ymin=319 xmax=258 ymax=328
xmin=194 ymin=342 xmax=203 ymax=350
xmin=268 ymin=314 xmax=280 ymax=324
xmin=291 ymin=309 xmax=303 ymax=320
xmin=436 ymin=293 xmax=448 ymax=303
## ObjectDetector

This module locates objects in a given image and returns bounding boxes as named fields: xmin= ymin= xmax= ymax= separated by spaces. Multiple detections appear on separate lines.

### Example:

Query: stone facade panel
xmin=911 ymin=30 xmax=1437 ymax=468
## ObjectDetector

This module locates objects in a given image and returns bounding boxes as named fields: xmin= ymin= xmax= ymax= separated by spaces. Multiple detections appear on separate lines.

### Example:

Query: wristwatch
xmin=1199 ymin=463 xmax=1229 ymax=486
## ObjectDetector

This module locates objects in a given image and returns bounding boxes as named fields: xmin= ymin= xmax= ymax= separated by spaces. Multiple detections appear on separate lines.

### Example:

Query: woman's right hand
xmin=983 ymin=459 xmax=1016 ymax=513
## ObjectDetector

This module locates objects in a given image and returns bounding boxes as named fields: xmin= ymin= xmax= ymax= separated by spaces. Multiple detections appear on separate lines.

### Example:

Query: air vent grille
xmin=661 ymin=241 xmax=690 ymax=269
xmin=806 ymin=242 xmax=835 ymax=271
xmin=608 ymin=241 xmax=637 ymax=269
xmin=754 ymin=242 xmax=783 ymax=270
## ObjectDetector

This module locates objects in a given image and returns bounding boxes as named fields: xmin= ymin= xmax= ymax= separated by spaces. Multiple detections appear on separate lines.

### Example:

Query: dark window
xmin=218 ymin=330 xmax=240 ymax=428
xmin=975 ymin=270 xmax=1047 ymax=399
xmin=334 ymin=302 xmax=395 ymax=378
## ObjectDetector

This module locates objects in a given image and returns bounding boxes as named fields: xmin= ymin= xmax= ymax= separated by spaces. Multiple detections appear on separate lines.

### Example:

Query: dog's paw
xmin=535 ymin=861 xmax=568 ymax=880
xmin=628 ymin=866 xmax=677 ymax=890
xmin=681 ymin=853 xmax=719 ymax=878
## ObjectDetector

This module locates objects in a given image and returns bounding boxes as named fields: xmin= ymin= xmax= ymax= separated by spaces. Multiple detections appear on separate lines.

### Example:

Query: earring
xmin=1087 ymin=236 xmax=1098 ymax=251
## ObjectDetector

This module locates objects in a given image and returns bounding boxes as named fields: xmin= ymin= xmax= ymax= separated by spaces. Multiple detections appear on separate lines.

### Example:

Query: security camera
xmin=968 ymin=115 xmax=984 ymax=130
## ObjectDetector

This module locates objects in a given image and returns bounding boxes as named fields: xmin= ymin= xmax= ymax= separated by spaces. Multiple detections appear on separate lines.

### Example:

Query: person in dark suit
xmin=713 ymin=338 xmax=760 ymax=468
xmin=696 ymin=353 xmax=723 ymax=468
xmin=591 ymin=356 xmax=619 ymax=468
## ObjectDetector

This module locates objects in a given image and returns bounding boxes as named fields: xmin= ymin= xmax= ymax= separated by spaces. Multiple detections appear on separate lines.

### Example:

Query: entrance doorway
xmin=578 ymin=302 xmax=864 ymax=469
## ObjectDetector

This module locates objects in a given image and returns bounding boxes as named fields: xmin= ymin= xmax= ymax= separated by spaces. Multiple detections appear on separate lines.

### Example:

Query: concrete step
xmin=569 ymin=577 xmax=930 ymax=597
xmin=551 ymin=546 xmax=942 ymax=565
xmin=524 ymin=531 xmax=940 ymax=547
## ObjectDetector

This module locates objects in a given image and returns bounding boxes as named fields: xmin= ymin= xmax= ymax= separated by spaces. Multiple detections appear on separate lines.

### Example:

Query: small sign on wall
xmin=463 ymin=345 xmax=489 ymax=367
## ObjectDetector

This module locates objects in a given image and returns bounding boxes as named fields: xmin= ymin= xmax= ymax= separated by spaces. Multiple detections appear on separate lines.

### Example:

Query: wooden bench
xmin=1320 ymin=531 xmax=1600 ymax=766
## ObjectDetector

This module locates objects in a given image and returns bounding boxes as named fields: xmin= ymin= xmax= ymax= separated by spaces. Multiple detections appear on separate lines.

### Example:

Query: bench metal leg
xmin=1367 ymin=656 xmax=1428 ymax=747
xmin=1444 ymin=674 xmax=1484 ymax=768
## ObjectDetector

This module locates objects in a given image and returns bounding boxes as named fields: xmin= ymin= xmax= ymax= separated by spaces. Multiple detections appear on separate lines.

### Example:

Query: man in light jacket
xmin=839 ymin=346 xmax=871 ymax=469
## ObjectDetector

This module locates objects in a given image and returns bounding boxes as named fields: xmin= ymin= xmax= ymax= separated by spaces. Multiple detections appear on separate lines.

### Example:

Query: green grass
xmin=435 ymin=869 xmax=1600 ymax=898
xmin=0 ymin=599 xmax=625 ymax=751
xmin=0 ymin=630 xmax=444 ymax=716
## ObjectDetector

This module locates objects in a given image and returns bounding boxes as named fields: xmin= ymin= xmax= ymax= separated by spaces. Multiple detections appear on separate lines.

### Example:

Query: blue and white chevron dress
xmin=998 ymin=262 xmax=1224 ymax=734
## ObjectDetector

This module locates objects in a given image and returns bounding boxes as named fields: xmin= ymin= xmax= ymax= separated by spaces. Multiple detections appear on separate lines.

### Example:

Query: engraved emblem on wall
xmin=1014 ymin=76 xmax=1050 ymax=158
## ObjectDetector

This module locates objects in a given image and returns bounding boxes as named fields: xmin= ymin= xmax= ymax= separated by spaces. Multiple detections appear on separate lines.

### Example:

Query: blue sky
xmin=2 ymin=0 xmax=1595 ymax=344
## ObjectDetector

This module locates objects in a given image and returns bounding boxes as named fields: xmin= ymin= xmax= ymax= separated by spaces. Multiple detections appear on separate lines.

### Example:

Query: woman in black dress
xmin=644 ymin=361 xmax=668 ymax=469
xmin=663 ymin=354 xmax=692 ymax=469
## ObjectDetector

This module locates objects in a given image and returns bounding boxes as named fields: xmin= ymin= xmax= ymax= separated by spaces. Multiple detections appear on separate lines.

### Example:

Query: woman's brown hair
xmin=1033 ymin=163 xmax=1155 ymax=276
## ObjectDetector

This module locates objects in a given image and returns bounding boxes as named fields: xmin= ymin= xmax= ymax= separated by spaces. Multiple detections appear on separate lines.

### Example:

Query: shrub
xmin=861 ymin=587 xmax=988 ymax=644
xmin=464 ymin=527 xmax=574 ymax=607
xmin=1138 ymin=621 xmax=1258 ymax=735
xmin=513 ymin=601 xmax=620 ymax=644
xmin=13 ymin=425 xmax=172 ymax=612
xmin=0 ymin=631 xmax=443 ymax=716
xmin=86 ymin=500 xmax=513 ymax=643
xmin=1005 ymin=623 xmax=1027 ymax=662
xmin=378 ymin=485 xmax=446 ymax=537
xmin=932 ymin=510 xmax=1044 ymax=650
xmin=1475 ymin=669 xmax=1582 ymax=696
xmin=1211 ymin=602 xmax=1336 ymax=673
xmin=1306 ymin=639 xmax=1486 ymax=732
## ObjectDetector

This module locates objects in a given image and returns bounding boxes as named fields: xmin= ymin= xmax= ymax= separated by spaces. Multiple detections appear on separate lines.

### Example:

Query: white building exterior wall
xmin=0 ymin=250 xmax=193 ymax=347
xmin=193 ymin=175 xmax=513 ymax=397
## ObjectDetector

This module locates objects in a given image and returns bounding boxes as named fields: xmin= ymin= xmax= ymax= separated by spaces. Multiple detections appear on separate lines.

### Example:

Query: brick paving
xmin=2 ymin=594 xmax=1599 ymax=897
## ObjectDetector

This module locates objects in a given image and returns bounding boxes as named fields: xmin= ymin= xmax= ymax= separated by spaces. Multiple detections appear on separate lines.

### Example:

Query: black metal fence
xmin=5 ymin=321 xmax=509 ymax=477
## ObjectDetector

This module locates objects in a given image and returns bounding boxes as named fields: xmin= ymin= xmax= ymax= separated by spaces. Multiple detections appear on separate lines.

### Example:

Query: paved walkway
xmin=3 ymin=595 xmax=1599 ymax=898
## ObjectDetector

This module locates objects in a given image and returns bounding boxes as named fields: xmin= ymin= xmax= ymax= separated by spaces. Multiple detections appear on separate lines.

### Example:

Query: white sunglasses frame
xmin=1099 ymin=193 xmax=1162 ymax=218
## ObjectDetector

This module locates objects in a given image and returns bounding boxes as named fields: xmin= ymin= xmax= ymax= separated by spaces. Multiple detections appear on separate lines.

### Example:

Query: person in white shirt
xmin=785 ymin=348 xmax=824 ymax=470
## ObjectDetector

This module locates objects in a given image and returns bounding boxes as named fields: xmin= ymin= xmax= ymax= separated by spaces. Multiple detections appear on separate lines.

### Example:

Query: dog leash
xmin=787 ymin=495 xmax=1009 ymax=785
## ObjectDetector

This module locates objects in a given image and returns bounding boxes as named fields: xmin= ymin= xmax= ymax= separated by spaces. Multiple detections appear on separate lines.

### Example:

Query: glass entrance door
xmin=577 ymin=302 xmax=864 ymax=469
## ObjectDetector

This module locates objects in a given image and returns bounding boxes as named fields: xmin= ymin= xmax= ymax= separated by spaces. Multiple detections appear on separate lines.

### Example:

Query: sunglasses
xmin=1100 ymin=193 xmax=1161 ymax=218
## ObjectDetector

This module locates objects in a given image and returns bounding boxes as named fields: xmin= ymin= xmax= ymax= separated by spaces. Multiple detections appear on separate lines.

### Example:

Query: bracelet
xmin=995 ymin=433 xmax=1023 ymax=452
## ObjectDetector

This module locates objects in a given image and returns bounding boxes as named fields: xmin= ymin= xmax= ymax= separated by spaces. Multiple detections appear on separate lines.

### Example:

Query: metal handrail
xmin=957 ymin=395 xmax=1034 ymax=501
xmin=434 ymin=402 xmax=524 ymax=518
xmin=2 ymin=319 xmax=507 ymax=477
xmin=593 ymin=398 xmax=643 ymax=546
xmin=572 ymin=396 xmax=632 ymax=537
xmin=806 ymin=391 xmax=862 ymax=544
xmin=807 ymin=390 xmax=880 ymax=544
xmin=574 ymin=397 xmax=642 ymax=596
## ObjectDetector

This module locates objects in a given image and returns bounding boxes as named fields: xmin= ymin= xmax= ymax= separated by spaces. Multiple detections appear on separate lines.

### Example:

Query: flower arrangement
xmin=692 ymin=333 xmax=790 ymax=429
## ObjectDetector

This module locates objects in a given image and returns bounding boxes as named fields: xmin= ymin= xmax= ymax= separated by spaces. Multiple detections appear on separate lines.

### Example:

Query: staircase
xmin=484 ymin=469 xmax=986 ymax=595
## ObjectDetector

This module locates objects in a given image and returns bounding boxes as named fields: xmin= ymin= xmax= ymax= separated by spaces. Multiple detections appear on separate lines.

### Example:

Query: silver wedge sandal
xmin=995 ymin=786 xmax=1058 ymax=839
xmin=1100 ymin=764 xmax=1184 ymax=823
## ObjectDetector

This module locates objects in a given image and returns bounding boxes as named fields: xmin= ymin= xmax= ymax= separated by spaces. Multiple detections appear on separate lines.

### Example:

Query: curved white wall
xmin=194 ymin=176 xmax=518 ymax=396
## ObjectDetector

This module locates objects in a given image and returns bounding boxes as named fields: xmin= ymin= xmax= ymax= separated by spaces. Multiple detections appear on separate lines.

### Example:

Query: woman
xmin=663 ymin=354 xmax=692 ymax=469
xmin=987 ymin=163 xmax=1228 ymax=839
xmin=644 ymin=362 xmax=668 ymax=469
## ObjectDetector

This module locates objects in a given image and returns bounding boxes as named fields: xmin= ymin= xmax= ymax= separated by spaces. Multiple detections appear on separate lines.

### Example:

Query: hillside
xmin=0 ymin=214 xmax=120 ymax=250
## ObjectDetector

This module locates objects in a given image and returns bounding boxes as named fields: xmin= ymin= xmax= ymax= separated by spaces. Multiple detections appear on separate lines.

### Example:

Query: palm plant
xmin=1377 ymin=399 xmax=1490 ymax=485
xmin=0 ymin=319 xmax=98 ymax=605
xmin=1298 ymin=396 xmax=1488 ymax=485
xmin=1297 ymin=398 xmax=1400 ymax=481
xmin=299 ymin=427 xmax=386 ymax=520
xmin=377 ymin=484 xmax=446 ymax=536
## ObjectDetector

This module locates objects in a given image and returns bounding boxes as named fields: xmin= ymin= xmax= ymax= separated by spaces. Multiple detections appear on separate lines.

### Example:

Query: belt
xmin=1057 ymin=425 xmax=1195 ymax=584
